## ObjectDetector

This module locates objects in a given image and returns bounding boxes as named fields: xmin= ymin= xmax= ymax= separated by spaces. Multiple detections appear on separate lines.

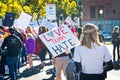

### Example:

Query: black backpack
xmin=8 ymin=35 xmax=21 ymax=47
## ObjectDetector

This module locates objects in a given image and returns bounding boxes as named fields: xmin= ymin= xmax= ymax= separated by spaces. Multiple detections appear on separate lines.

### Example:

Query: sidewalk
xmin=1 ymin=54 xmax=120 ymax=80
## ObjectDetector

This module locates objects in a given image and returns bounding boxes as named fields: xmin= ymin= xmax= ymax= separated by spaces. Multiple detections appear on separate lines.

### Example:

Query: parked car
xmin=102 ymin=31 xmax=112 ymax=41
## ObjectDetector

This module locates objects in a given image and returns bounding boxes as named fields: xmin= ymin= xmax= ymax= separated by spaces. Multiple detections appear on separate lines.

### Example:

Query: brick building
xmin=82 ymin=0 xmax=120 ymax=33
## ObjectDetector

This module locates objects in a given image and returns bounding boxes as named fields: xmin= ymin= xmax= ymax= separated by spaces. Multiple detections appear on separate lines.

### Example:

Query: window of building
xmin=90 ymin=6 xmax=96 ymax=18
xmin=113 ymin=9 xmax=116 ymax=13
xmin=98 ymin=5 xmax=104 ymax=18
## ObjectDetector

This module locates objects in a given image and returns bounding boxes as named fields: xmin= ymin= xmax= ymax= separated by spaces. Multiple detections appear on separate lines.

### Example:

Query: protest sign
xmin=40 ymin=19 xmax=56 ymax=30
xmin=52 ymin=22 xmax=58 ymax=28
xmin=39 ymin=25 xmax=79 ymax=57
xmin=46 ymin=4 xmax=56 ymax=20
xmin=29 ymin=20 xmax=38 ymax=27
xmin=3 ymin=13 xmax=15 ymax=27
xmin=0 ymin=19 xmax=2 ymax=26
xmin=64 ymin=16 xmax=75 ymax=26
xmin=14 ymin=12 xmax=32 ymax=30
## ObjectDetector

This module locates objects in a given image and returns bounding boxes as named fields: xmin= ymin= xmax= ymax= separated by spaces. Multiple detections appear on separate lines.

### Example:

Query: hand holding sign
xmin=39 ymin=25 xmax=79 ymax=57
xmin=65 ymin=48 xmax=71 ymax=55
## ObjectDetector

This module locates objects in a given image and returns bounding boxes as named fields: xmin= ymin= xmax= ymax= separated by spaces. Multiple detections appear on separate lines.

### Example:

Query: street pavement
xmin=1 ymin=44 xmax=120 ymax=80
xmin=106 ymin=44 xmax=120 ymax=80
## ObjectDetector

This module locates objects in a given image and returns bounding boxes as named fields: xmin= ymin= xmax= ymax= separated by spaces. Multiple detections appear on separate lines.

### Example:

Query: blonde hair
xmin=80 ymin=23 xmax=101 ymax=49
xmin=26 ymin=26 xmax=36 ymax=38
xmin=26 ymin=33 xmax=34 ymax=39
xmin=26 ymin=26 xmax=34 ymax=34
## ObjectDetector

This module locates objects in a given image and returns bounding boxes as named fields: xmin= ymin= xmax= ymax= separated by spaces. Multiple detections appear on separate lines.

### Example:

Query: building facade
xmin=82 ymin=0 xmax=120 ymax=33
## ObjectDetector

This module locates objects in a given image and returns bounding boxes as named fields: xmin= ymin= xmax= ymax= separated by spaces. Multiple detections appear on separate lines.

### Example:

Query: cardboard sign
xmin=29 ymin=20 xmax=38 ymax=27
xmin=14 ymin=12 xmax=32 ymax=30
xmin=40 ymin=19 xmax=56 ymax=30
xmin=39 ymin=25 xmax=79 ymax=57
xmin=46 ymin=4 xmax=56 ymax=20
xmin=64 ymin=16 xmax=75 ymax=26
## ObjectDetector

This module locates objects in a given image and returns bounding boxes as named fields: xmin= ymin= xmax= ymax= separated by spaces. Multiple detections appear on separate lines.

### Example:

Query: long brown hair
xmin=74 ymin=27 xmax=82 ymax=40
xmin=80 ymin=23 xmax=101 ymax=49
xmin=38 ymin=26 xmax=48 ymax=35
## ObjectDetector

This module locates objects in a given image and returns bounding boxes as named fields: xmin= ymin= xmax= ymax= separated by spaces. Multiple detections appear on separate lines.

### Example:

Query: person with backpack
xmin=65 ymin=27 xmax=82 ymax=80
xmin=1 ymin=28 xmax=22 ymax=80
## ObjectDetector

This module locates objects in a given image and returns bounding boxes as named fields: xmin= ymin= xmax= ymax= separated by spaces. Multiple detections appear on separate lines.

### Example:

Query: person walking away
xmin=112 ymin=26 xmax=120 ymax=61
xmin=65 ymin=27 xmax=82 ymax=80
xmin=73 ymin=23 xmax=113 ymax=80
xmin=25 ymin=33 xmax=35 ymax=69
xmin=35 ymin=26 xmax=48 ymax=69
xmin=1 ymin=28 xmax=22 ymax=80
xmin=52 ymin=51 xmax=70 ymax=80
xmin=13 ymin=26 xmax=25 ymax=73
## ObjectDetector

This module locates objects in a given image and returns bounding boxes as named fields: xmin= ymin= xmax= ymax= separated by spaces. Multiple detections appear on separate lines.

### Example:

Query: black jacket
xmin=112 ymin=32 xmax=119 ymax=44
xmin=1 ymin=34 xmax=22 ymax=57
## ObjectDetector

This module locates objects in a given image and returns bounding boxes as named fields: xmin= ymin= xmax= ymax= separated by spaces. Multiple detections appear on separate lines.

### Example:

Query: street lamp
xmin=99 ymin=9 xmax=103 ymax=31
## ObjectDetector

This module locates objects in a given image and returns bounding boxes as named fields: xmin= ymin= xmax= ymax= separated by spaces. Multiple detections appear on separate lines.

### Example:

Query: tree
xmin=76 ymin=0 xmax=83 ymax=27
xmin=0 ymin=0 xmax=82 ymax=21
xmin=0 ymin=0 xmax=23 ymax=18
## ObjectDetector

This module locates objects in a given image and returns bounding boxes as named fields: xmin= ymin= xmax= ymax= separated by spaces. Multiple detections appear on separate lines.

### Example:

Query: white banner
xmin=14 ymin=12 xmax=32 ymax=30
xmin=40 ymin=19 xmax=56 ymax=30
xmin=46 ymin=4 xmax=56 ymax=20
xmin=39 ymin=25 xmax=79 ymax=57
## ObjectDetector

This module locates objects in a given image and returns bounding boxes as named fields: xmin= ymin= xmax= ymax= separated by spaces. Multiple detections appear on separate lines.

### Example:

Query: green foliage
xmin=0 ymin=0 xmax=83 ymax=20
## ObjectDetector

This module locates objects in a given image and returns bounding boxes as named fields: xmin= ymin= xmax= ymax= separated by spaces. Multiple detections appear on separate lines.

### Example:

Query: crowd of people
xmin=0 ymin=21 xmax=119 ymax=80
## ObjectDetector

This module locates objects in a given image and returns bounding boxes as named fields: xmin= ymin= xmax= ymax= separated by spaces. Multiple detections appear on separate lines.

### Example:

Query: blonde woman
xmin=26 ymin=26 xmax=36 ymax=38
xmin=73 ymin=23 xmax=113 ymax=80
xmin=25 ymin=33 xmax=35 ymax=69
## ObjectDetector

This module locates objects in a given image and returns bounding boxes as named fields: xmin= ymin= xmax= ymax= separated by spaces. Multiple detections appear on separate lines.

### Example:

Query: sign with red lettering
xmin=64 ymin=16 xmax=75 ymax=27
xmin=39 ymin=25 xmax=79 ymax=57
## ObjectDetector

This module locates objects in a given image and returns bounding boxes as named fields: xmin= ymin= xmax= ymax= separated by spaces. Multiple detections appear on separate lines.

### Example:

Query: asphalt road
xmin=1 ymin=44 xmax=120 ymax=80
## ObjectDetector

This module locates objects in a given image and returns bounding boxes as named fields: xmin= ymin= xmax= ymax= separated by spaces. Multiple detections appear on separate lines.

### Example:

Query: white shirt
xmin=73 ymin=43 xmax=112 ymax=74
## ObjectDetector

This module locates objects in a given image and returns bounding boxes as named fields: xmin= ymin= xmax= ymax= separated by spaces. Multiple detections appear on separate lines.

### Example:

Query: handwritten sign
xmin=39 ymin=25 xmax=79 ymax=57
xmin=14 ymin=12 xmax=32 ymax=30
xmin=46 ymin=4 xmax=56 ymax=20
xmin=64 ymin=16 xmax=75 ymax=26
xmin=40 ymin=19 xmax=56 ymax=30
